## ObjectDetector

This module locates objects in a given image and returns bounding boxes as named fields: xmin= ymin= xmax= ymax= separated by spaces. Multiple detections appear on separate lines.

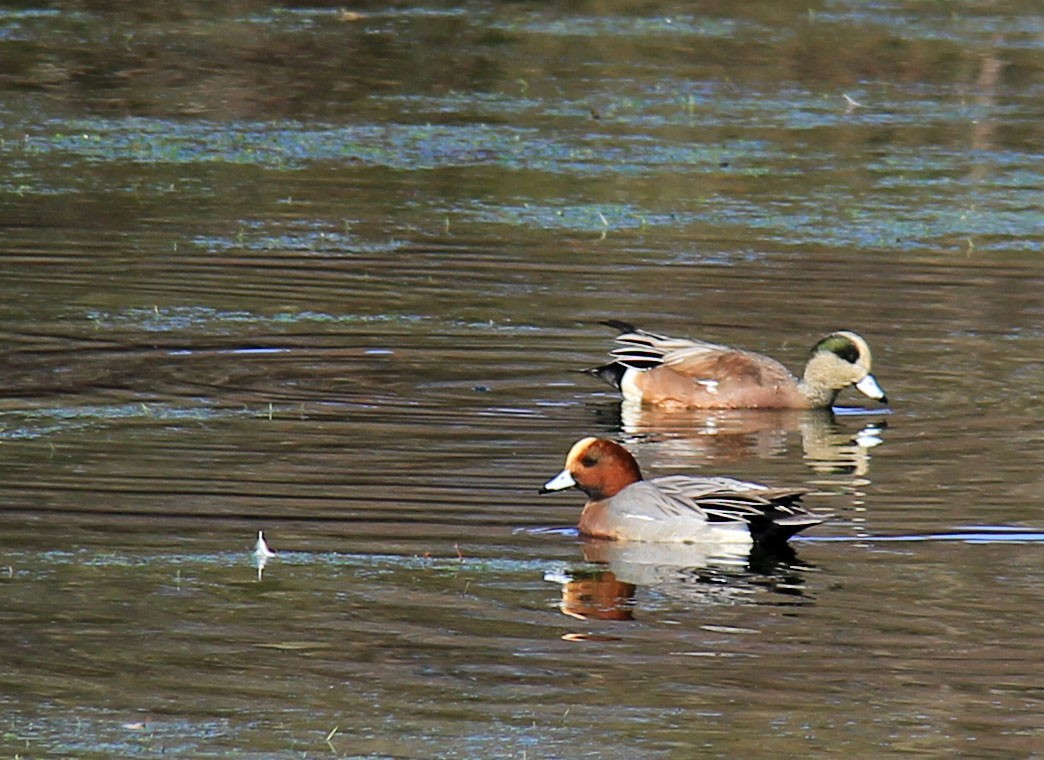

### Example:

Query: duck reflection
xmin=589 ymin=400 xmax=887 ymax=477
xmin=546 ymin=540 xmax=811 ymax=621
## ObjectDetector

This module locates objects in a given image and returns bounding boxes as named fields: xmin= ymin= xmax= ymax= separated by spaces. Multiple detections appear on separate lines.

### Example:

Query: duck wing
xmin=603 ymin=321 xmax=731 ymax=370
xmin=649 ymin=475 xmax=827 ymax=548
xmin=602 ymin=322 xmax=798 ymax=394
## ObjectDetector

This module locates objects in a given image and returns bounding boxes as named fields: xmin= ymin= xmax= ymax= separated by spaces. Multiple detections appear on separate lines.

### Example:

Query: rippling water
xmin=2 ymin=1 xmax=1043 ymax=757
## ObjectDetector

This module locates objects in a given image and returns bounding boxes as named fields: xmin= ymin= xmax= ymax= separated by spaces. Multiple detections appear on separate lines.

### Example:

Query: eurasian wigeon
xmin=540 ymin=437 xmax=827 ymax=547
xmin=586 ymin=320 xmax=887 ymax=409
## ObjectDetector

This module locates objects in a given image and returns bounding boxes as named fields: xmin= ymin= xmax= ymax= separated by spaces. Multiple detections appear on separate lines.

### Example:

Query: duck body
xmin=541 ymin=437 xmax=827 ymax=548
xmin=587 ymin=320 xmax=887 ymax=409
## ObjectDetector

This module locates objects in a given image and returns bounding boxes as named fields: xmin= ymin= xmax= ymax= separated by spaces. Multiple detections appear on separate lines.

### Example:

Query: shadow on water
xmin=545 ymin=540 xmax=815 ymax=622
xmin=586 ymin=400 xmax=889 ymax=475
xmin=540 ymin=525 xmax=1044 ymax=623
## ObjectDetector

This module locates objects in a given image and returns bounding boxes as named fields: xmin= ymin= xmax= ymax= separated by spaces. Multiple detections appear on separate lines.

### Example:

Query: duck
xmin=540 ymin=437 xmax=827 ymax=547
xmin=586 ymin=320 xmax=887 ymax=409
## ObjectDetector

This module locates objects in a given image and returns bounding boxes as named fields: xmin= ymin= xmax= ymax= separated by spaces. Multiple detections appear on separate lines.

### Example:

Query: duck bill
xmin=540 ymin=468 xmax=576 ymax=494
xmin=855 ymin=373 xmax=887 ymax=403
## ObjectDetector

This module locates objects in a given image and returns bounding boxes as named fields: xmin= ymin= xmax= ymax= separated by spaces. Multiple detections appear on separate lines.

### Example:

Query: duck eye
xmin=815 ymin=335 xmax=859 ymax=364
xmin=580 ymin=455 xmax=599 ymax=468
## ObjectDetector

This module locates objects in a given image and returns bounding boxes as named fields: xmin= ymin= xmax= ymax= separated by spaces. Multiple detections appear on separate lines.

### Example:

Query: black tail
xmin=582 ymin=362 xmax=628 ymax=390
xmin=747 ymin=513 xmax=829 ymax=552
xmin=584 ymin=320 xmax=657 ymax=389
xmin=602 ymin=319 xmax=640 ymax=334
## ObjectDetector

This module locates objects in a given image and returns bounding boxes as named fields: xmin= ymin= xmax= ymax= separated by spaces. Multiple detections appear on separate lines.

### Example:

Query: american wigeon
xmin=586 ymin=320 xmax=887 ymax=409
xmin=540 ymin=437 xmax=827 ymax=547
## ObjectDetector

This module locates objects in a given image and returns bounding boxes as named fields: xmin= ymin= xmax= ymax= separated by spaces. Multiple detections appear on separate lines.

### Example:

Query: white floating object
xmin=253 ymin=530 xmax=276 ymax=580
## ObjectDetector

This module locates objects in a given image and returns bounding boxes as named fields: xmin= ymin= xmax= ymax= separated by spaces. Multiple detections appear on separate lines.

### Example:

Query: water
xmin=2 ymin=1 xmax=1043 ymax=757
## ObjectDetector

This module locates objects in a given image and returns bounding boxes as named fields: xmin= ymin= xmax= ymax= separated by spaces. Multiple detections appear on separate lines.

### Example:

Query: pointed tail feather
xmin=602 ymin=319 xmax=640 ymax=334
xmin=749 ymin=512 xmax=830 ymax=550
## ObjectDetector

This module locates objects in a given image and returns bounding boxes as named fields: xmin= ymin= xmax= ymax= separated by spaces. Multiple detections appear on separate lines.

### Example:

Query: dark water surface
xmin=2 ymin=1 xmax=1043 ymax=757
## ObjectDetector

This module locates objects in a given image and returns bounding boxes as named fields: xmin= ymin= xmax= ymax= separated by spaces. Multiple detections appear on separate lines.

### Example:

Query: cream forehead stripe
xmin=564 ymin=437 xmax=599 ymax=468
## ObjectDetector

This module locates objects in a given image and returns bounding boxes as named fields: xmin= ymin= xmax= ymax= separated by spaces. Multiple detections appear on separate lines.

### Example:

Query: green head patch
xmin=813 ymin=334 xmax=859 ymax=364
